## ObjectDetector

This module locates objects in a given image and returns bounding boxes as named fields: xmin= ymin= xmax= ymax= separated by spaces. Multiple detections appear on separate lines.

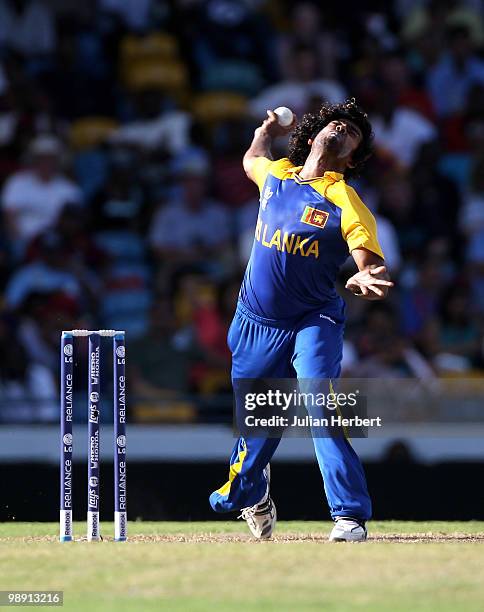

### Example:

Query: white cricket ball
xmin=274 ymin=106 xmax=294 ymax=127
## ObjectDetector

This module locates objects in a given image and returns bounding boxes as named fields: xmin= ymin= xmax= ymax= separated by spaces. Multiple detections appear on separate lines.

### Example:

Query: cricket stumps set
xmin=60 ymin=329 xmax=127 ymax=542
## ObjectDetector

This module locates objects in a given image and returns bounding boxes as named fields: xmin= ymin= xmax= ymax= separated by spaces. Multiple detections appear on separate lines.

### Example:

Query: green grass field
xmin=1 ymin=521 xmax=483 ymax=611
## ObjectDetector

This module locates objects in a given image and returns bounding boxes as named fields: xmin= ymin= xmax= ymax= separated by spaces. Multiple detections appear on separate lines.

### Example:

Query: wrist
xmin=255 ymin=125 xmax=272 ymax=139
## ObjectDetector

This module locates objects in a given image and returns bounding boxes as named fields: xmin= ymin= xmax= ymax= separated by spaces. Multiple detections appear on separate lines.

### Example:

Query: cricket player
xmin=209 ymin=100 xmax=393 ymax=541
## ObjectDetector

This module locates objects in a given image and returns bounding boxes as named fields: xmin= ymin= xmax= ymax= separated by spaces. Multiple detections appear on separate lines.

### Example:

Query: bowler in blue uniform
xmin=210 ymin=100 xmax=393 ymax=541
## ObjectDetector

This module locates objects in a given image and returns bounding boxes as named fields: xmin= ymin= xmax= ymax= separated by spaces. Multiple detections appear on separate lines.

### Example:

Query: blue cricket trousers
xmin=209 ymin=302 xmax=372 ymax=521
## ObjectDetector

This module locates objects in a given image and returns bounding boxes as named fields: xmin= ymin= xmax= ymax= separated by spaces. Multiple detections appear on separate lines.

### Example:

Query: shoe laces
xmin=239 ymin=497 xmax=272 ymax=521
xmin=238 ymin=505 xmax=257 ymax=521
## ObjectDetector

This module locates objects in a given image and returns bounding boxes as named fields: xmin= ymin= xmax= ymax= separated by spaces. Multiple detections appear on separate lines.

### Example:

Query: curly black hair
xmin=287 ymin=99 xmax=373 ymax=179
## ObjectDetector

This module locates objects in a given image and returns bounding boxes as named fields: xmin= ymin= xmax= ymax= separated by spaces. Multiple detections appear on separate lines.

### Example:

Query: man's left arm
xmin=346 ymin=248 xmax=393 ymax=300
xmin=336 ymin=186 xmax=393 ymax=300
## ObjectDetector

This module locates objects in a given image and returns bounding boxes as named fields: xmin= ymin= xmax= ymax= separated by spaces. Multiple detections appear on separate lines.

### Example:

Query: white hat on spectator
xmin=171 ymin=147 xmax=210 ymax=177
xmin=28 ymin=134 xmax=63 ymax=157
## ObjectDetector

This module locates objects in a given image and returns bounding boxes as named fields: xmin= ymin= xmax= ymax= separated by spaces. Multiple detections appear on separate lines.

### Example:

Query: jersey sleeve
xmin=252 ymin=157 xmax=273 ymax=191
xmin=340 ymin=186 xmax=384 ymax=259
xmin=251 ymin=157 xmax=295 ymax=192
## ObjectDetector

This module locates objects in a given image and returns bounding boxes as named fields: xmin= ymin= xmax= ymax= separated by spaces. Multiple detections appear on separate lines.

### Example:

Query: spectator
xmin=0 ymin=314 xmax=56 ymax=422
xmin=149 ymin=151 xmax=231 ymax=273
xmin=53 ymin=204 xmax=105 ymax=271
xmin=99 ymin=0 xmax=155 ymax=31
xmin=402 ymin=0 xmax=484 ymax=53
xmin=438 ymin=87 xmax=484 ymax=191
xmin=170 ymin=269 xmax=231 ymax=393
xmin=411 ymin=140 xmax=461 ymax=256
xmin=93 ymin=167 xmax=151 ymax=336
xmin=17 ymin=291 xmax=80 ymax=373
xmin=460 ymin=159 xmax=484 ymax=312
xmin=184 ymin=0 xmax=274 ymax=83
xmin=250 ymin=45 xmax=346 ymax=120
xmin=128 ymin=298 xmax=203 ymax=398
xmin=212 ymin=119 xmax=258 ymax=209
xmin=184 ymin=277 xmax=231 ymax=363
xmin=427 ymin=25 xmax=484 ymax=118
xmin=377 ymin=51 xmax=435 ymax=120
xmin=377 ymin=170 xmax=424 ymax=258
xmin=43 ymin=26 xmax=115 ymax=120
xmin=278 ymin=2 xmax=341 ymax=81
xmin=0 ymin=0 xmax=56 ymax=57
xmin=437 ymin=286 xmax=480 ymax=369
xmin=399 ymin=258 xmax=447 ymax=338
xmin=461 ymin=160 xmax=484 ymax=258
xmin=354 ymin=182 xmax=402 ymax=272
xmin=352 ymin=304 xmax=435 ymax=378
xmin=1 ymin=135 xmax=82 ymax=253
xmin=370 ymin=88 xmax=436 ymax=168
xmin=109 ymin=91 xmax=191 ymax=154
xmin=4 ymin=230 xmax=98 ymax=309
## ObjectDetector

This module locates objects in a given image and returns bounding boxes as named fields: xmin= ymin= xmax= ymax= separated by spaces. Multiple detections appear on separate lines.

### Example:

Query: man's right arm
xmin=243 ymin=110 xmax=296 ymax=185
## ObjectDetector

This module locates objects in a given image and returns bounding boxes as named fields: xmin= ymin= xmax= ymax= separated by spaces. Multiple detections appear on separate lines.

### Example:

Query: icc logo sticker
xmin=63 ymin=433 xmax=73 ymax=445
xmin=89 ymin=476 xmax=98 ymax=487
xmin=90 ymin=391 xmax=99 ymax=403
xmin=116 ymin=346 xmax=125 ymax=358
xmin=64 ymin=344 xmax=73 ymax=357
xmin=260 ymin=186 xmax=273 ymax=211
xmin=117 ymin=435 xmax=126 ymax=448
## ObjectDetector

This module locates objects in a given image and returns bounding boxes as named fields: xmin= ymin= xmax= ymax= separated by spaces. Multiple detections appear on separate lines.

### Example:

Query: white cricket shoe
xmin=329 ymin=517 xmax=367 ymax=542
xmin=239 ymin=465 xmax=276 ymax=540
xmin=239 ymin=496 xmax=277 ymax=540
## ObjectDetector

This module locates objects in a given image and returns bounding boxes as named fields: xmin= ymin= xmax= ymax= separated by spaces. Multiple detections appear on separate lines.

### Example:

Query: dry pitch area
xmin=1 ymin=521 xmax=483 ymax=611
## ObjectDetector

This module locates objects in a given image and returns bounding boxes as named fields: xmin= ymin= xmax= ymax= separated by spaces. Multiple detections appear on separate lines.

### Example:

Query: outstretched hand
xmin=345 ymin=265 xmax=394 ymax=300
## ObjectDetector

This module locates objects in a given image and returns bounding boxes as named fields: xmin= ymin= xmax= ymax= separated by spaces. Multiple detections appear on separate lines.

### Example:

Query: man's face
xmin=451 ymin=32 xmax=472 ymax=60
xmin=183 ymin=174 xmax=207 ymax=208
xmin=312 ymin=119 xmax=363 ymax=165
xmin=33 ymin=153 xmax=58 ymax=180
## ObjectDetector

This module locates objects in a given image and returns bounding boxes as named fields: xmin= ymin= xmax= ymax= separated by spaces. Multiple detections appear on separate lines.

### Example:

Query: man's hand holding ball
xmin=257 ymin=107 xmax=297 ymax=138
xmin=274 ymin=106 xmax=294 ymax=127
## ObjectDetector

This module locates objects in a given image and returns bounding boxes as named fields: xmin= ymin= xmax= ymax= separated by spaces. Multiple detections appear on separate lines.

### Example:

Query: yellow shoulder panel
xmin=252 ymin=157 xmax=295 ymax=191
xmin=323 ymin=180 xmax=384 ymax=258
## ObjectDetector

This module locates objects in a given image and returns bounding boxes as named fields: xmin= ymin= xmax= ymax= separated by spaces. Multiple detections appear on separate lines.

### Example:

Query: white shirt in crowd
xmin=0 ymin=363 xmax=57 ymax=422
xmin=109 ymin=111 xmax=191 ymax=154
xmin=149 ymin=200 xmax=230 ymax=251
xmin=371 ymin=107 xmax=436 ymax=168
xmin=250 ymin=79 xmax=347 ymax=120
xmin=2 ymin=170 xmax=82 ymax=241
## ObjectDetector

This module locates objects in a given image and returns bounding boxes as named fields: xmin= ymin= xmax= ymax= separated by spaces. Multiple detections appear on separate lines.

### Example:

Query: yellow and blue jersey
xmin=239 ymin=157 xmax=384 ymax=323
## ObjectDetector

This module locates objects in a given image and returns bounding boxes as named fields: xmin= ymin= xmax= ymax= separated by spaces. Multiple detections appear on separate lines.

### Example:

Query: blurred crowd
xmin=0 ymin=0 xmax=483 ymax=422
